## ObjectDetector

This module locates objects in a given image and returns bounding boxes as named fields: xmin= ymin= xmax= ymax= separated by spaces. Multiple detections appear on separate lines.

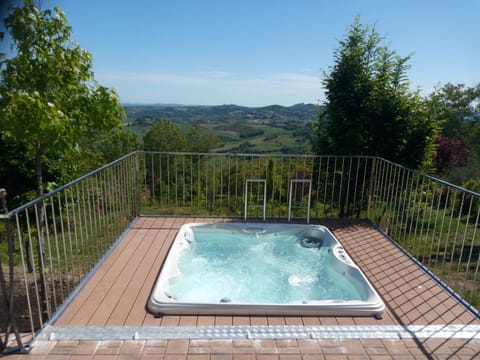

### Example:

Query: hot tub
xmin=148 ymin=222 xmax=384 ymax=316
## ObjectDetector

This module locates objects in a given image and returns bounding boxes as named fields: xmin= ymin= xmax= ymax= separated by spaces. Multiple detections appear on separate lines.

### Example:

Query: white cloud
xmin=96 ymin=69 xmax=324 ymax=106
xmin=192 ymin=70 xmax=239 ymax=79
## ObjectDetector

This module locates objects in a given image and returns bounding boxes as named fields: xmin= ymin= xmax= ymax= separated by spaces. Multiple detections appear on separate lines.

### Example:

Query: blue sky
xmin=3 ymin=0 xmax=479 ymax=106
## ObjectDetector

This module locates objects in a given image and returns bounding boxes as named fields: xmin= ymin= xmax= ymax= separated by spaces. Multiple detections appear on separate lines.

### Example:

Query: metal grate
xmin=36 ymin=324 xmax=480 ymax=341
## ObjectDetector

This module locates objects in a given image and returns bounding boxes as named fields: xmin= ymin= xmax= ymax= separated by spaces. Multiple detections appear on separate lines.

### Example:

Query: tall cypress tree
xmin=314 ymin=18 xmax=438 ymax=170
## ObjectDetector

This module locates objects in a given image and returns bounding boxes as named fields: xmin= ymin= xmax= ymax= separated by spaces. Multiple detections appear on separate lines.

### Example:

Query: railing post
xmin=367 ymin=157 xmax=377 ymax=219
xmin=34 ymin=200 xmax=51 ymax=322
xmin=135 ymin=151 xmax=141 ymax=217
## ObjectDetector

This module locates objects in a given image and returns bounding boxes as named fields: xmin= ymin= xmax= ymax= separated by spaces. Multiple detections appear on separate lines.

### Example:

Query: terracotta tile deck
xmin=8 ymin=216 xmax=480 ymax=359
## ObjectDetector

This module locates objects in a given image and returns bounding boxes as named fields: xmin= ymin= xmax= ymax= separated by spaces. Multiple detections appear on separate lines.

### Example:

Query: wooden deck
xmin=7 ymin=216 xmax=479 ymax=359
xmin=55 ymin=216 xmax=480 ymax=328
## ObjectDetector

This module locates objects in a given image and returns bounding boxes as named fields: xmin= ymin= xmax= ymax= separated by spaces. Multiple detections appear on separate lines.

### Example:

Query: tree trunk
xmin=0 ymin=189 xmax=23 ymax=350
xmin=35 ymin=142 xmax=43 ymax=198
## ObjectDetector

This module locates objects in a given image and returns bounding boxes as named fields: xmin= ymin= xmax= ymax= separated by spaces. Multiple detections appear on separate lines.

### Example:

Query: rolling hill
xmin=123 ymin=103 xmax=319 ymax=154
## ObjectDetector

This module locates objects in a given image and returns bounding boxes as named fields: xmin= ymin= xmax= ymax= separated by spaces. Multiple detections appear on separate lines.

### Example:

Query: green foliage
xmin=0 ymin=134 xmax=35 ymax=205
xmin=125 ymin=103 xmax=317 ymax=125
xmin=428 ymin=83 xmax=480 ymax=181
xmin=98 ymin=128 xmax=141 ymax=162
xmin=217 ymin=123 xmax=264 ymax=138
xmin=314 ymin=18 xmax=439 ymax=170
xmin=0 ymin=0 xmax=124 ymax=197
xmin=143 ymin=119 xmax=189 ymax=152
xmin=124 ymin=104 xmax=316 ymax=154
xmin=429 ymin=83 xmax=480 ymax=142
xmin=188 ymin=124 xmax=218 ymax=153
xmin=459 ymin=177 xmax=480 ymax=215
xmin=73 ymin=128 xmax=141 ymax=173
xmin=143 ymin=119 xmax=218 ymax=153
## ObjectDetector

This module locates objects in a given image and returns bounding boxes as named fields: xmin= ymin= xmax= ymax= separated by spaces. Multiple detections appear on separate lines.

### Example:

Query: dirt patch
xmin=1 ymin=267 xmax=79 ymax=333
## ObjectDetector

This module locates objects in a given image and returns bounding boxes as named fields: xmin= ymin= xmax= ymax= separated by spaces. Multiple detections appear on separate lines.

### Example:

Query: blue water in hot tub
xmin=168 ymin=225 xmax=365 ymax=304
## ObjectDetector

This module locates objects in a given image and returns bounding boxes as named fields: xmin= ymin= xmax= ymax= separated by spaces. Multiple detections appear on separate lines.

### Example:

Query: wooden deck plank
xmin=55 ymin=228 xmax=146 ymax=326
xmin=160 ymin=315 xmax=180 ymax=326
xmin=249 ymin=316 xmax=268 ymax=326
xmin=335 ymin=221 xmax=478 ymax=326
xmin=106 ymin=229 xmax=162 ymax=325
xmin=232 ymin=316 xmax=251 ymax=326
xmin=318 ymin=317 xmax=338 ymax=325
xmin=86 ymin=227 xmax=156 ymax=326
xmin=301 ymin=317 xmax=321 ymax=326
xmin=214 ymin=316 xmax=233 ymax=326
xmin=267 ymin=316 xmax=286 ymax=326
xmin=196 ymin=316 xmax=215 ymax=326
xmin=125 ymin=229 xmax=175 ymax=326
xmin=284 ymin=317 xmax=303 ymax=326
xmin=132 ymin=216 xmax=147 ymax=228
xmin=54 ymin=217 xmax=480 ymax=329
xmin=178 ymin=316 xmax=197 ymax=326
xmin=140 ymin=216 xmax=167 ymax=229
xmin=160 ymin=217 xmax=177 ymax=229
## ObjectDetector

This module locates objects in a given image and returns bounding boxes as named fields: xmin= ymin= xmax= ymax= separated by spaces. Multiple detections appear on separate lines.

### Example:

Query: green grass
xmin=123 ymin=116 xmax=313 ymax=155
xmin=213 ymin=124 xmax=310 ymax=154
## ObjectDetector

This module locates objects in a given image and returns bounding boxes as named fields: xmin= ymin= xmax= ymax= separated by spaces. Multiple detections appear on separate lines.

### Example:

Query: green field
xmin=123 ymin=103 xmax=317 ymax=154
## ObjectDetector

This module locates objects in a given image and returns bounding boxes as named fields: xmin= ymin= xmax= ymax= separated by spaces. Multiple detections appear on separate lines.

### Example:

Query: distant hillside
xmin=123 ymin=103 xmax=320 ymax=154
xmin=124 ymin=103 xmax=318 ymax=124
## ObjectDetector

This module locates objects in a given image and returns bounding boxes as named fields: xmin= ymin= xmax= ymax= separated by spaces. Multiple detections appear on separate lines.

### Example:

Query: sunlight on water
xmin=169 ymin=228 xmax=366 ymax=304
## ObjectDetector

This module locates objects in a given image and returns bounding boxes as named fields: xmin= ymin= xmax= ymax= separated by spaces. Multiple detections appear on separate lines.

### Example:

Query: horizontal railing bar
xmin=7 ymin=152 xmax=139 ymax=217
xmin=143 ymin=151 xmax=378 ymax=160
xmin=377 ymin=157 xmax=480 ymax=198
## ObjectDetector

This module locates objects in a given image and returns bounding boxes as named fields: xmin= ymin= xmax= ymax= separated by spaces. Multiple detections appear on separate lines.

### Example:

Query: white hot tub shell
xmin=148 ymin=222 xmax=385 ymax=317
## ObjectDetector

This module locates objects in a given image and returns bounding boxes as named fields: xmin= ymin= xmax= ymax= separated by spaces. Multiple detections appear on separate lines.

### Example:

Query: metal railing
xmin=141 ymin=152 xmax=374 ymax=219
xmin=0 ymin=152 xmax=139 ymax=352
xmin=368 ymin=158 xmax=480 ymax=311
xmin=141 ymin=152 xmax=480 ymax=313
xmin=1 ymin=151 xmax=479 ymax=352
